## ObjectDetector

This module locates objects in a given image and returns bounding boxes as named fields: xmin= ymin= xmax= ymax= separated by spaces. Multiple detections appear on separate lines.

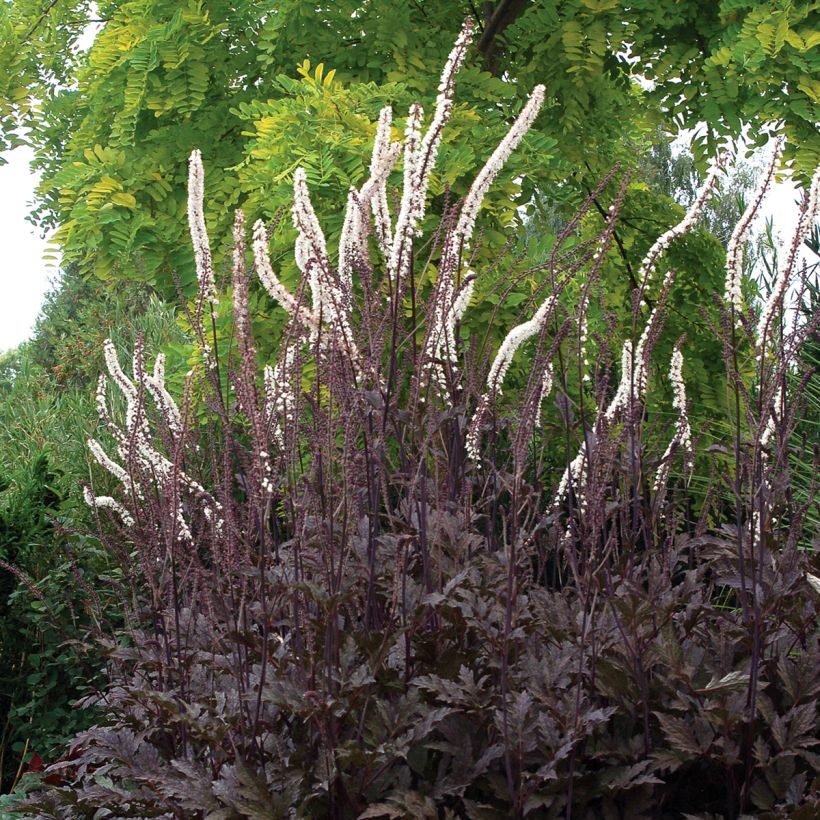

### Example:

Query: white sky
xmin=0 ymin=134 xmax=812 ymax=353
xmin=0 ymin=145 xmax=55 ymax=352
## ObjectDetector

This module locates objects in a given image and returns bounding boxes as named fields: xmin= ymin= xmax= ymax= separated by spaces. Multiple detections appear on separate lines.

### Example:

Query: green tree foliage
xmin=29 ymin=265 xmax=181 ymax=387
xmin=4 ymin=0 xmax=818 ymax=299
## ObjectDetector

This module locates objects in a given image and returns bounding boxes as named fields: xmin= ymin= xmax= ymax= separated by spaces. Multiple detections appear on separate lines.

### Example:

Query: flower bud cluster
xmin=85 ymin=340 xmax=223 ymax=539
xmin=653 ymin=345 xmax=693 ymax=494
xmin=188 ymin=150 xmax=218 ymax=308
xmin=725 ymin=138 xmax=783 ymax=315
xmin=636 ymin=159 xmax=723 ymax=287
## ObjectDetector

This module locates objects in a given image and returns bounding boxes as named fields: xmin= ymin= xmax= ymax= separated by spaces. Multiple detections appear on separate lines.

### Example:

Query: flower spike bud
xmin=187 ymin=149 xmax=217 ymax=307
xmin=449 ymin=84 xmax=546 ymax=259
xmin=725 ymin=137 xmax=783 ymax=314
xmin=486 ymin=292 xmax=559 ymax=395
xmin=292 ymin=167 xmax=330 ymax=312
xmin=637 ymin=156 xmax=723 ymax=288
xmin=83 ymin=487 xmax=135 ymax=528
xmin=252 ymin=219 xmax=318 ymax=333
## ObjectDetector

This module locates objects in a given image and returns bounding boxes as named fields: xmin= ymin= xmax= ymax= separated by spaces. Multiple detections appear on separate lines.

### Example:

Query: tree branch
xmin=476 ymin=0 xmax=530 ymax=70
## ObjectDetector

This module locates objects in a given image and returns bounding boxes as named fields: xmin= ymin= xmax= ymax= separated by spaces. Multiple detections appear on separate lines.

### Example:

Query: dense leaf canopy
xmin=1 ymin=0 xmax=817 ymax=298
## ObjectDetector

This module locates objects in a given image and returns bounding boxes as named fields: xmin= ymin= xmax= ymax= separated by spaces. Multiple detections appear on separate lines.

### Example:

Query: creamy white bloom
xmin=604 ymin=341 xmax=635 ymax=421
xmin=428 ymin=82 xmax=544 ymax=405
xmin=292 ymin=167 xmax=330 ymax=314
xmin=725 ymin=138 xmax=783 ymax=314
xmin=87 ymin=438 xmax=139 ymax=497
xmin=95 ymin=374 xmax=108 ymax=420
xmin=413 ymin=18 xmax=474 ymax=228
xmin=291 ymin=170 xmax=361 ymax=368
xmin=83 ymin=486 xmax=135 ymax=528
xmin=145 ymin=355 xmax=183 ymax=437
xmin=637 ymin=159 xmax=722 ymax=286
xmin=553 ymin=443 xmax=588 ymax=510
xmin=264 ymin=343 xmax=298 ymax=449
xmin=669 ymin=347 xmax=692 ymax=455
xmin=253 ymin=219 xmax=318 ymax=333
xmin=187 ymin=149 xmax=217 ymax=306
xmin=486 ymin=293 xmax=558 ymax=394
xmin=389 ymin=22 xmax=475 ymax=286
xmin=759 ymin=389 xmax=782 ymax=451
xmin=534 ymin=364 xmax=554 ymax=429
xmin=448 ymin=85 xmax=545 ymax=259
xmin=653 ymin=345 xmax=693 ymax=493
xmin=387 ymin=103 xmax=424 ymax=286
xmin=338 ymin=188 xmax=360 ymax=294
xmin=103 ymin=339 xmax=136 ymax=401
xmin=103 ymin=339 xmax=151 ymax=439
xmin=363 ymin=107 xmax=401 ymax=257
xmin=449 ymin=276 xmax=475 ymax=332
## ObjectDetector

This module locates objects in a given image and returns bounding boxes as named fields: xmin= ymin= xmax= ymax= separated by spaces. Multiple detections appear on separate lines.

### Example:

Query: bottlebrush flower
xmin=725 ymin=138 xmax=783 ymax=315
xmin=87 ymin=438 xmax=141 ymax=498
xmin=144 ymin=353 xmax=183 ymax=438
xmin=187 ymin=149 xmax=217 ymax=307
xmin=553 ymin=443 xmax=588 ymax=511
xmin=447 ymin=85 xmax=545 ymax=261
xmin=486 ymin=293 xmax=560 ymax=395
xmin=361 ymin=107 xmax=401 ymax=258
xmin=413 ymin=17 xmax=474 ymax=227
xmin=292 ymin=167 xmax=331 ymax=315
xmin=653 ymin=344 xmax=693 ymax=494
xmin=387 ymin=103 xmax=424 ymax=287
xmin=636 ymin=157 xmax=722 ymax=287
xmin=533 ymin=364 xmax=554 ymax=429
xmin=252 ymin=219 xmax=318 ymax=334
xmin=264 ymin=344 xmax=298 ymax=449
xmin=83 ymin=486 xmax=135 ymax=528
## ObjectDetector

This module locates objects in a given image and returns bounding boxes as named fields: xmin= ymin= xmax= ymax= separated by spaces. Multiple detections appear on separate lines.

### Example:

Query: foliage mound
xmin=13 ymin=21 xmax=820 ymax=819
